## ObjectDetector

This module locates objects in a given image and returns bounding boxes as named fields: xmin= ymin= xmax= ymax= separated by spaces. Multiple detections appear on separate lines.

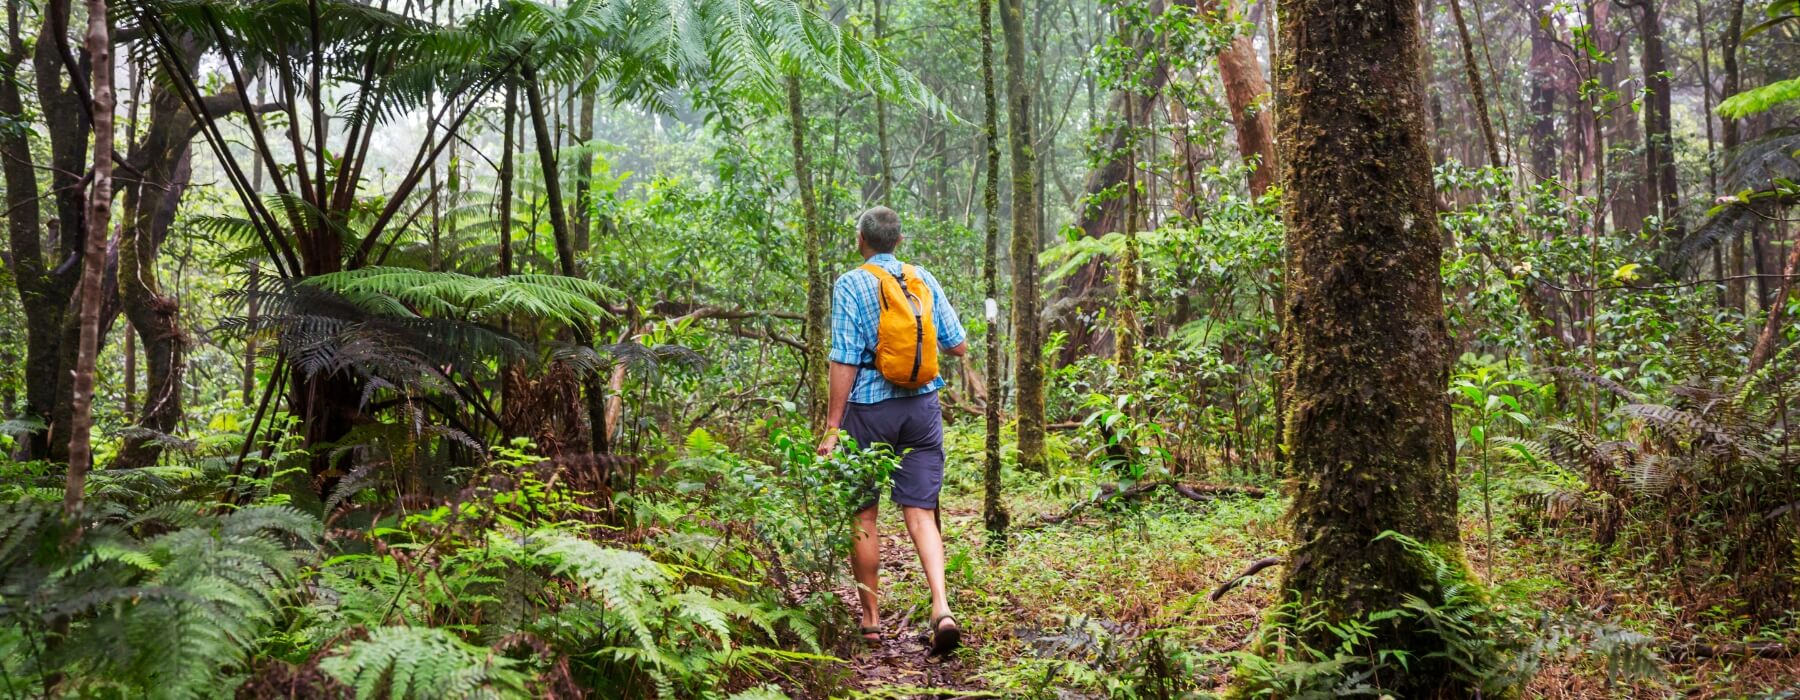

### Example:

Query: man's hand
xmin=817 ymin=430 xmax=840 ymax=457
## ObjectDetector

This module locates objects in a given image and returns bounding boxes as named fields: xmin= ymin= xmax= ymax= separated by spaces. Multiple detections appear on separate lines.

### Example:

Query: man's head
xmin=857 ymin=206 xmax=903 ymax=256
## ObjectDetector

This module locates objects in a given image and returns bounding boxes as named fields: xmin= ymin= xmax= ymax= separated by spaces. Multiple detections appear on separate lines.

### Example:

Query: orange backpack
xmin=861 ymin=263 xmax=939 ymax=389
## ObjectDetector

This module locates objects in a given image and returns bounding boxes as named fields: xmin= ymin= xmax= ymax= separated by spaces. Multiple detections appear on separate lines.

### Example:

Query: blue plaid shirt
xmin=829 ymin=253 xmax=967 ymax=404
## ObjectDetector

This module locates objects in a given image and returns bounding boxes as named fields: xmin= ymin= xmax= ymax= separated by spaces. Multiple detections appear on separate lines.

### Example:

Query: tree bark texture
xmin=786 ymin=73 xmax=830 ymax=435
xmin=1267 ymin=0 xmax=1472 ymax=692
xmin=1625 ymin=0 xmax=1681 ymax=241
xmin=1217 ymin=0 xmax=1276 ymax=196
xmin=979 ymin=0 xmax=1010 ymax=542
xmin=67 ymin=0 xmax=114 ymax=515
xmin=1527 ymin=8 xmax=1557 ymax=181
xmin=1001 ymin=0 xmax=1046 ymax=473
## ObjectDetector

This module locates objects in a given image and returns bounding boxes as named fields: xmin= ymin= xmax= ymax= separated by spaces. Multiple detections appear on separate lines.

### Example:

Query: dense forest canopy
xmin=1 ymin=0 xmax=1798 ymax=696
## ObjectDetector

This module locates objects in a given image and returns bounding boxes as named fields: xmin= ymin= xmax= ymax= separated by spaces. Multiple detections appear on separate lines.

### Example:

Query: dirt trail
xmin=837 ymin=515 xmax=988 ymax=699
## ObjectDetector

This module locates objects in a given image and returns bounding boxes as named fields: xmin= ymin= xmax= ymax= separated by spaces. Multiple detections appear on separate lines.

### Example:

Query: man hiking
xmin=816 ymin=206 xmax=968 ymax=656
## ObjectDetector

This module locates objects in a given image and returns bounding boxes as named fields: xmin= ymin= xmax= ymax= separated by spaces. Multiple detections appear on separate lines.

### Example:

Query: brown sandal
xmin=928 ymin=614 xmax=961 ymax=657
xmin=858 ymin=624 xmax=882 ymax=646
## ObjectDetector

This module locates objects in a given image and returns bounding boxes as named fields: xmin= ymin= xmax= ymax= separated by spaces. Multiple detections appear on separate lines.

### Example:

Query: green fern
xmin=319 ymin=626 xmax=532 ymax=700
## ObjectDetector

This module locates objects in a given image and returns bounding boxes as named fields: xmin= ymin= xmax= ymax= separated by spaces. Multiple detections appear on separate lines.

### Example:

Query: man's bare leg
xmin=851 ymin=506 xmax=882 ymax=632
xmin=901 ymin=506 xmax=952 ymax=623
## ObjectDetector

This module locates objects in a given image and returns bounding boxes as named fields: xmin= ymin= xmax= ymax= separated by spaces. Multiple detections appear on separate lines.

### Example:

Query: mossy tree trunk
xmin=979 ymin=0 xmax=1009 ymax=541
xmin=1268 ymin=0 xmax=1472 ymax=693
xmin=788 ymin=73 xmax=829 ymax=435
xmin=1000 ymin=0 xmax=1045 ymax=474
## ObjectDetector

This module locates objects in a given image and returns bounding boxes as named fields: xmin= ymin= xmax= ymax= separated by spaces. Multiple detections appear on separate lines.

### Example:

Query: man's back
xmin=829 ymin=252 xmax=967 ymax=405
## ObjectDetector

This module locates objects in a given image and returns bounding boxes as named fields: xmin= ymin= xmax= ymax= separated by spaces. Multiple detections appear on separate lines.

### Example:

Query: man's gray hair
xmin=857 ymin=206 xmax=903 ymax=254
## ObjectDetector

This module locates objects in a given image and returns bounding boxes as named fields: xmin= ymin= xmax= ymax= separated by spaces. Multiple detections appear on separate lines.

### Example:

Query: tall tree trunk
xmin=1626 ymin=0 xmax=1680 ymax=242
xmin=979 ymin=0 xmax=1009 ymax=542
xmin=1264 ymin=0 xmax=1470 ymax=692
xmin=1217 ymin=0 xmax=1276 ymax=196
xmin=786 ymin=73 xmax=829 ymax=434
xmin=0 ymin=0 xmax=54 ymax=459
xmin=1721 ymin=0 xmax=1747 ymax=312
xmin=27 ymin=0 xmax=89 ymax=461
xmin=1527 ymin=7 xmax=1558 ymax=180
xmin=67 ymin=0 xmax=114 ymax=515
xmin=1001 ymin=0 xmax=1045 ymax=474
xmin=499 ymin=77 xmax=516 ymax=277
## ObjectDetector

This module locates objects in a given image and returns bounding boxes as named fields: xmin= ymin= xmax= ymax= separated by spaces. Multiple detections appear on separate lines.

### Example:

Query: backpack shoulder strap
xmin=858 ymin=262 xmax=892 ymax=281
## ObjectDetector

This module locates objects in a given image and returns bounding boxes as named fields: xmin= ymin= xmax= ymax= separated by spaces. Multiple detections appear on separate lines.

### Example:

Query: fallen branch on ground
xmin=1666 ymin=641 xmax=1793 ymax=661
xmin=1019 ymin=480 xmax=1267 ymax=530
xmin=1210 ymin=557 xmax=1283 ymax=602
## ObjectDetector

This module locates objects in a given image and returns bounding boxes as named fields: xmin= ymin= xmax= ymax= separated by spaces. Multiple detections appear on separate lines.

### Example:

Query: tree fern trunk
xmin=67 ymin=0 xmax=113 ymax=515
xmin=1260 ymin=0 xmax=1474 ymax=692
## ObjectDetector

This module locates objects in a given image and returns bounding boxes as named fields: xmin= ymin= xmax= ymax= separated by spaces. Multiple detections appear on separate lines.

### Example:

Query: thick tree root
xmin=1210 ymin=556 xmax=1284 ymax=602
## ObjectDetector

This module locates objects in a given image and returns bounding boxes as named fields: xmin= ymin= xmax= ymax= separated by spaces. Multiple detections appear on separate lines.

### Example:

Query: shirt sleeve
xmin=828 ymin=272 xmax=871 ymax=366
xmin=922 ymin=268 xmax=967 ymax=349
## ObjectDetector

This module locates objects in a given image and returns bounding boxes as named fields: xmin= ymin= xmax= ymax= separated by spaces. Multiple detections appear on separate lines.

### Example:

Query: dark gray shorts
xmin=843 ymin=392 xmax=945 ymax=510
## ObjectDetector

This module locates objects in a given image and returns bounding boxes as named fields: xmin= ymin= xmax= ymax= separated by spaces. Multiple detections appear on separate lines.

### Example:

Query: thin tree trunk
xmin=523 ymin=67 xmax=577 ymax=278
xmin=873 ymin=0 xmax=895 ymax=203
xmin=67 ymin=0 xmax=114 ymax=515
xmin=1747 ymin=216 xmax=1798 ymax=375
xmin=1116 ymin=35 xmax=1141 ymax=369
xmin=1722 ymin=0 xmax=1747 ymax=312
xmin=123 ymin=320 xmax=136 ymax=421
xmin=1448 ymin=0 xmax=1501 ymax=172
xmin=979 ymin=0 xmax=1009 ymax=542
xmin=1263 ymin=0 xmax=1470 ymax=692
xmin=786 ymin=73 xmax=829 ymax=434
xmin=499 ymin=77 xmax=516 ymax=276
xmin=573 ymin=82 xmax=596 ymax=256
xmin=1001 ymin=0 xmax=1045 ymax=473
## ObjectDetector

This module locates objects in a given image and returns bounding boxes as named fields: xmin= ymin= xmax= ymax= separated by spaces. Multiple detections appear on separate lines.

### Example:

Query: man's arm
xmin=921 ymin=267 xmax=968 ymax=358
xmin=817 ymin=361 xmax=859 ymax=455
xmin=820 ymin=272 xmax=868 ymax=456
